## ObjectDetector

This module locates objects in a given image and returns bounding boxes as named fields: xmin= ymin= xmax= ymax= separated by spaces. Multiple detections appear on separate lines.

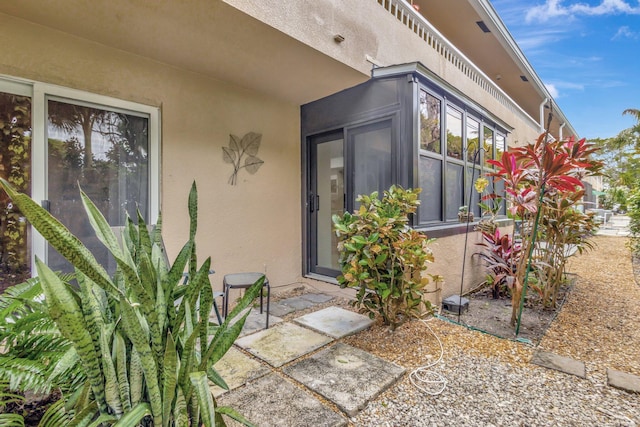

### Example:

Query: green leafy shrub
xmin=0 ymin=178 xmax=259 ymax=426
xmin=332 ymin=186 xmax=442 ymax=330
xmin=628 ymin=186 xmax=640 ymax=256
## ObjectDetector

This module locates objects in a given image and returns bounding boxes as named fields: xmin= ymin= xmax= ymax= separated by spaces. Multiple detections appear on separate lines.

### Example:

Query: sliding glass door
xmin=46 ymin=98 xmax=151 ymax=274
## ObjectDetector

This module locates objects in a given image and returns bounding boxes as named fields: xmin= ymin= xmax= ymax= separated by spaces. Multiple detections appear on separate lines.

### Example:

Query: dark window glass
xmin=351 ymin=122 xmax=392 ymax=206
xmin=446 ymin=106 xmax=463 ymax=160
xmin=466 ymin=167 xmax=482 ymax=216
xmin=495 ymin=133 xmax=505 ymax=165
xmin=446 ymin=162 xmax=464 ymax=220
xmin=420 ymin=90 xmax=441 ymax=153
xmin=483 ymin=126 xmax=494 ymax=167
xmin=419 ymin=156 xmax=442 ymax=222
xmin=466 ymin=117 xmax=480 ymax=163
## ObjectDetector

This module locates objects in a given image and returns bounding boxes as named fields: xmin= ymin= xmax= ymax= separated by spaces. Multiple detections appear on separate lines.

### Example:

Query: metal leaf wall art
xmin=222 ymin=132 xmax=264 ymax=185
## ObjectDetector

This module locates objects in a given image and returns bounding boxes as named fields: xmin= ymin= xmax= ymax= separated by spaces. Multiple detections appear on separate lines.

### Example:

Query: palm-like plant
xmin=0 ymin=275 xmax=85 ymax=396
xmin=0 ymin=179 xmax=260 ymax=426
xmin=487 ymin=133 xmax=602 ymax=326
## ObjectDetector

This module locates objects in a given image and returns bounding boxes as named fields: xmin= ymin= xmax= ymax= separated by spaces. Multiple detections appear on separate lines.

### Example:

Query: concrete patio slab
xmin=238 ymin=310 xmax=283 ymax=337
xmin=300 ymin=293 xmax=334 ymax=304
xmin=607 ymin=368 xmax=640 ymax=393
xmin=268 ymin=301 xmax=297 ymax=318
xmin=218 ymin=373 xmax=346 ymax=427
xmin=531 ymin=351 xmax=586 ymax=378
xmin=294 ymin=306 xmax=374 ymax=339
xmin=235 ymin=322 xmax=333 ymax=367
xmin=283 ymin=343 xmax=405 ymax=417
xmin=277 ymin=295 xmax=317 ymax=311
xmin=209 ymin=347 xmax=270 ymax=397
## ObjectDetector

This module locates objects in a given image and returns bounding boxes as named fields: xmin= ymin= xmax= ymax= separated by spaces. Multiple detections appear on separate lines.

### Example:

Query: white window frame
xmin=0 ymin=75 xmax=161 ymax=274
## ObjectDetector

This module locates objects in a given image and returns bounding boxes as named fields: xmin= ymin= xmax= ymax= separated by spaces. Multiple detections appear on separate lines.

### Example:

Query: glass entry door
xmin=307 ymin=119 xmax=394 ymax=279
xmin=309 ymin=133 xmax=344 ymax=276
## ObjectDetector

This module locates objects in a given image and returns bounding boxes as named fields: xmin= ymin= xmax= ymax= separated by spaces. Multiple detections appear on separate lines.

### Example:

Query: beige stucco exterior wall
xmin=0 ymin=13 xmax=305 ymax=293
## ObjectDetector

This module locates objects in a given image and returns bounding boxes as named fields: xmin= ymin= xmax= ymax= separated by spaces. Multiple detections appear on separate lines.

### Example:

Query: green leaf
xmin=129 ymin=349 xmax=143 ymax=407
xmin=162 ymin=332 xmax=178 ymax=427
xmin=200 ymin=278 xmax=263 ymax=369
xmin=113 ymin=331 xmax=131 ymax=412
xmin=188 ymin=181 xmax=198 ymax=242
xmin=36 ymin=258 xmax=107 ymax=414
xmin=80 ymin=188 xmax=124 ymax=262
xmin=120 ymin=298 xmax=162 ymax=426
xmin=190 ymin=372 xmax=217 ymax=427
xmin=112 ymin=402 xmax=151 ymax=427
xmin=38 ymin=399 xmax=71 ymax=427
xmin=206 ymin=365 xmax=229 ymax=391
xmin=374 ymin=253 xmax=388 ymax=265
xmin=173 ymin=387 xmax=189 ymax=427
xmin=216 ymin=406 xmax=257 ymax=427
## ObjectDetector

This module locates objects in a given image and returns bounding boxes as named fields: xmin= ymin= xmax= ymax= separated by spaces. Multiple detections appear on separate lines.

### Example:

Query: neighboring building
xmin=0 ymin=0 xmax=577 ymax=298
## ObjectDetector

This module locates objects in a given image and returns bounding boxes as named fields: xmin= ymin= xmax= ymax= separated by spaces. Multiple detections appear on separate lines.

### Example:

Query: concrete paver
xmin=294 ymin=306 xmax=374 ymax=339
xmin=209 ymin=347 xmax=270 ymax=397
xmin=607 ymin=368 xmax=640 ymax=394
xmin=238 ymin=310 xmax=283 ymax=337
xmin=531 ymin=350 xmax=586 ymax=378
xmin=235 ymin=322 xmax=333 ymax=367
xmin=268 ymin=301 xmax=297 ymax=318
xmin=283 ymin=343 xmax=405 ymax=417
xmin=299 ymin=293 xmax=334 ymax=304
xmin=218 ymin=373 xmax=347 ymax=427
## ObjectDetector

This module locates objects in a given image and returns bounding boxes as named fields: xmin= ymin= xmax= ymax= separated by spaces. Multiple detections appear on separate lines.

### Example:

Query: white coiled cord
xmin=409 ymin=318 xmax=447 ymax=395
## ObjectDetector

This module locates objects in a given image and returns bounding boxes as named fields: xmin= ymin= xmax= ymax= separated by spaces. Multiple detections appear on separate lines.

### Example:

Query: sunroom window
xmin=301 ymin=62 xmax=510 ymax=279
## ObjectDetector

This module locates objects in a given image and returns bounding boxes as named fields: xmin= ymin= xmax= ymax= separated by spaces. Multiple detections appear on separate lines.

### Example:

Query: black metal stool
xmin=223 ymin=273 xmax=270 ymax=328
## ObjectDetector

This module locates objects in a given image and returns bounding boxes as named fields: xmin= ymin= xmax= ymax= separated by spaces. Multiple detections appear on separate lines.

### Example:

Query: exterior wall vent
xmin=476 ymin=21 xmax=491 ymax=33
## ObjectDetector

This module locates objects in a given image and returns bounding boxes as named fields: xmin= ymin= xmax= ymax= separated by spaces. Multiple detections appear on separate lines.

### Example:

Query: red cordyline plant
xmin=485 ymin=133 xmax=602 ymax=327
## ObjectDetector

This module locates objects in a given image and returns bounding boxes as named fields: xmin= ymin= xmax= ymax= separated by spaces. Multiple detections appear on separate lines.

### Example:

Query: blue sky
xmin=491 ymin=0 xmax=640 ymax=139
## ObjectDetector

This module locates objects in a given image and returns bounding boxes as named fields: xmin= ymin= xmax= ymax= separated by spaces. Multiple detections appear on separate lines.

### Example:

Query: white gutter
xmin=540 ymin=98 xmax=548 ymax=133
xmin=559 ymin=122 xmax=566 ymax=140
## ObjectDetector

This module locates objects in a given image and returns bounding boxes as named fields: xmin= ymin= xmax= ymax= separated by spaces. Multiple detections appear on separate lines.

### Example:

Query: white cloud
xmin=526 ymin=0 xmax=640 ymax=23
xmin=546 ymin=83 xmax=560 ymax=98
xmin=612 ymin=25 xmax=640 ymax=39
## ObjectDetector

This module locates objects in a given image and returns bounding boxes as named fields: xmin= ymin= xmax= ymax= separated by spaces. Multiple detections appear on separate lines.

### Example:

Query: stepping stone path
xmin=212 ymin=292 xmax=403 ymax=426
xmin=532 ymin=350 xmax=640 ymax=395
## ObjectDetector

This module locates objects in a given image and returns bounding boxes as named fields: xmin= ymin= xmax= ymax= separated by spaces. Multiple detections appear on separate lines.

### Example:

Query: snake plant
xmin=0 ymin=179 xmax=259 ymax=426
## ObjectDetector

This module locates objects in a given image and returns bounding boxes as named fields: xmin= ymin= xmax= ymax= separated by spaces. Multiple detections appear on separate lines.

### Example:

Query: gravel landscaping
xmin=339 ymin=235 xmax=640 ymax=426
